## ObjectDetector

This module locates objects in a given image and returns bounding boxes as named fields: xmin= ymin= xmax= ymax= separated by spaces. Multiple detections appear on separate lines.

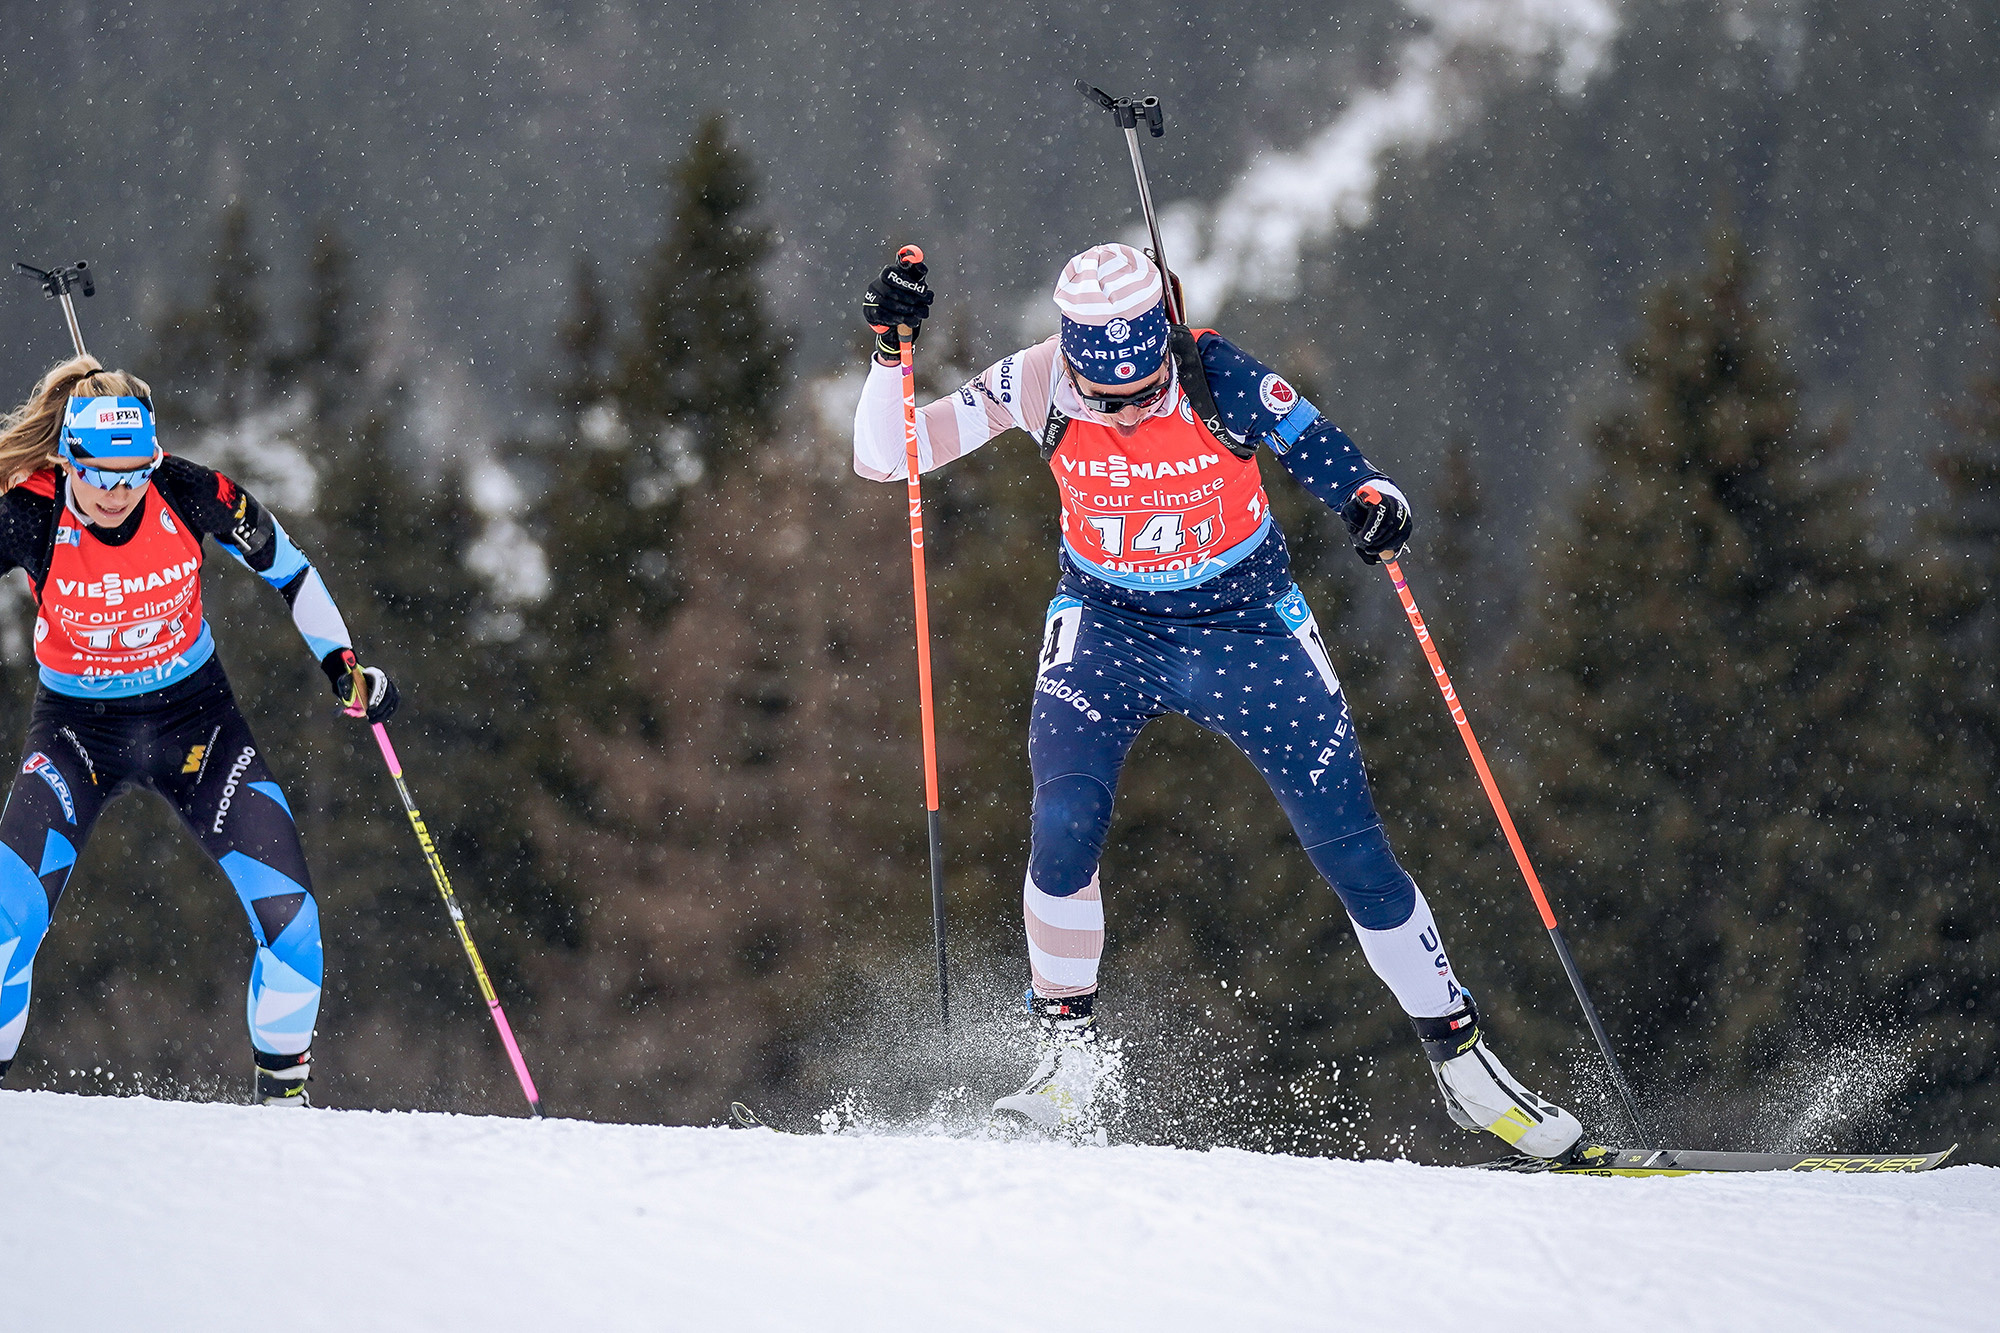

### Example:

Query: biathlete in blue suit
xmin=0 ymin=356 xmax=398 ymax=1106
xmin=853 ymin=244 xmax=1582 ymax=1158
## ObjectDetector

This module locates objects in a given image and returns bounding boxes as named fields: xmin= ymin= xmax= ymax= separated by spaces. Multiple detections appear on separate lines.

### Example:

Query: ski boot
xmin=1414 ymin=993 xmax=1581 ymax=1159
xmin=992 ymin=991 xmax=1101 ymax=1137
xmin=253 ymin=1049 xmax=312 ymax=1108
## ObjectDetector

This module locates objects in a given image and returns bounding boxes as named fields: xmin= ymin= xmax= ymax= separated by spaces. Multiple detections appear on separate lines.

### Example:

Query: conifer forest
xmin=0 ymin=0 xmax=1994 ymax=1166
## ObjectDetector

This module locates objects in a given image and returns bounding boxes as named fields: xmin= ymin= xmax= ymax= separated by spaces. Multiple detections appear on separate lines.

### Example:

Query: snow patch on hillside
xmin=1112 ymin=0 xmax=1621 ymax=327
xmin=4 ymin=1089 xmax=1991 ymax=1331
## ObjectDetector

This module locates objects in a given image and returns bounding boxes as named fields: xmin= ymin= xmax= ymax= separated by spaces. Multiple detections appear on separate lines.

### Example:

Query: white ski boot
xmin=992 ymin=992 xmax=1102 ymax=1137
xmin=1415 ymin=994 xmax=1581 ymax=1159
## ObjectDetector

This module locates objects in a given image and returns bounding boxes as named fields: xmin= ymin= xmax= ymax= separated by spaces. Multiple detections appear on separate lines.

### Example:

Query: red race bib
xmin=34 ymin=486 xmax=207 ymax=690
xmin=1050 ymin=391 xmax=1271 ymax=590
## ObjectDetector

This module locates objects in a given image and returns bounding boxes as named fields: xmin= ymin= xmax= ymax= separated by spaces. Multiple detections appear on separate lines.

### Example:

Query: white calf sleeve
xmin=1350 ymin=885 xmax=1464 ymax=1019
xmin=1024 ymin=870 xmax=1104 ymax=999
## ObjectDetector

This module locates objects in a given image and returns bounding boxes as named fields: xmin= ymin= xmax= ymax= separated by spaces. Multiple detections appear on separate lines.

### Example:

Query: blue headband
xmin=61 ymin=396 xmax=157 ymax=465
xmin=1058 ymin=300 xmax=1170 ymax=384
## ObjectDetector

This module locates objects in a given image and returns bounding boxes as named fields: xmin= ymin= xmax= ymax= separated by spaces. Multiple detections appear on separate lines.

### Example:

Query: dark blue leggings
xmin=0 ymin=660 xmax=321 ymax=1064
xmin=1028 ymin=584 xmax=1416 ymax=929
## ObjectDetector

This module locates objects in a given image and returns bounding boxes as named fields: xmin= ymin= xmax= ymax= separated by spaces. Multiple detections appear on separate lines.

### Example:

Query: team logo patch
xmin=1114 ymin=361 xmax=1136 ymax=380
xmin=1259 ymin=373 xmax=1298 ymax=415
xmin=1106 ymin=317 xmax=1131 ymax=344
xmin=23 ymin=752 xmax=76 ymax=825
xmin=1179 ymin=395 xmax=1195 ymax=424
xmin=160 ymin=506 xmax=177 ymax=534
xmin=55 ymin=526 xmax=81 ymax=546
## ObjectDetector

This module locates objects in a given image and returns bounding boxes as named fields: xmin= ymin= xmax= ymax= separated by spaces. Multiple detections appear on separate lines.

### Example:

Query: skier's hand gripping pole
xmin=369 ymin=722 xmax=545 ymax=1117
xmin=1360 ymin=484 xmax=1648 ymax=1146
xmin=884 ymin=244 xmax=952 ymax=1030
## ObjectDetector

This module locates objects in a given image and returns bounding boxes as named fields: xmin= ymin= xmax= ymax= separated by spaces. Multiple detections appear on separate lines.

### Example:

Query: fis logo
xmin=182 ymin=744 xmax=207 ymax=775
xmin=23 ymin=752 xmax=76 ymax=825
xmin=55 ymin=526 xmax=81 ymax=546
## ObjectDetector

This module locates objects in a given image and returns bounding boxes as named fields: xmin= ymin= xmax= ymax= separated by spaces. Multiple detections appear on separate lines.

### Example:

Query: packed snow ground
xmin=4 ymin=1090 xmax=1991 ymax=1331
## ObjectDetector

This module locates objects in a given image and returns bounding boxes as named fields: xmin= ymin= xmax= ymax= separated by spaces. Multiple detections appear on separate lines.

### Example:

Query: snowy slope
xmin=3 ymin=1091 xmax=1989 ymax=1332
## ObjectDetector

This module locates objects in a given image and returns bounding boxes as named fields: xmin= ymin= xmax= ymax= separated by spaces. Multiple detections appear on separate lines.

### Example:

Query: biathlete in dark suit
xmin=852 ymin=244 xmax=1580 ymax=1157
xmin=0 ymin=356 xmax=397 ymax=1106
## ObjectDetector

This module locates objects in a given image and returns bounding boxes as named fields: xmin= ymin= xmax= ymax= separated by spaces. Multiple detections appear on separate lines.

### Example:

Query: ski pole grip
xmin=1354 ymin=483 xmax=1400 ymax=562
xmin=897 ymin=244 xmax=924 ymax=266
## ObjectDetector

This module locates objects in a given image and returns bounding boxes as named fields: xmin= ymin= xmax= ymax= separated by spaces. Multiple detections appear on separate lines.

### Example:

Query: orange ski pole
xmin=1361 ymin=485 xmax=1645 ymax=1144
xmin=893 ymin=244 xmax=950 ymax=1028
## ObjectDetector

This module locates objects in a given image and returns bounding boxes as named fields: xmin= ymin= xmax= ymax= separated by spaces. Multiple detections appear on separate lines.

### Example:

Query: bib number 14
xmin=1082 ymin=512 xmax=1216 ymax=557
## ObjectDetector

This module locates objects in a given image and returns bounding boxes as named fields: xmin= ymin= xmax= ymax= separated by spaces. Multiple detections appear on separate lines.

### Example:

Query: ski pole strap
xmin=343 ymin=659 xmax=369 ymax=718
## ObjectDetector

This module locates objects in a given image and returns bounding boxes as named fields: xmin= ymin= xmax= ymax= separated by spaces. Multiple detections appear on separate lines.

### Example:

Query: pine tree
xmin=1939 ymin=295 xmax=2000 ymax=650
xmin=1512 ymin=229 xmax=1990 ymax=1147
xmin=149 ymin=197 xmax=272 ymax=426
xmin=616 ymin=112 xmax=789 ymax=480
xmin=529 ymin=114 xmax=785 ymax=751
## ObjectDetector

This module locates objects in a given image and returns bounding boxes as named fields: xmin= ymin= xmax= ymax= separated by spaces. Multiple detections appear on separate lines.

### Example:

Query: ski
xmin=728 ymin=1101 xmax=777 ymax=1131
xmin=1477 ymin=1142 xmax=1958 ymax=1176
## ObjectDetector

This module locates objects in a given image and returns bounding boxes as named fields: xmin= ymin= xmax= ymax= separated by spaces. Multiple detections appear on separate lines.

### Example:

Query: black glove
xmin=862 ymin=258 xmax=933 ymax=363
xmin=320 ymin=647 xmax=400 ymax=724
xmin=1341 ymin=479 xmax=1414 ymax=565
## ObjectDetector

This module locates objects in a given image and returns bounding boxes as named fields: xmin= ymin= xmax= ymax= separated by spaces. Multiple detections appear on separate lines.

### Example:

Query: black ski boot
xmin=253 ymin=1049 xmax=312 ymax=1107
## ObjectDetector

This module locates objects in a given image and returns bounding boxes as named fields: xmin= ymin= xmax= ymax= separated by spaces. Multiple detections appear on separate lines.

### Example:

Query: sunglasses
xmin=1072 ymin=367 xmax=1172 ymax=416
xmin=69 ymin=450 xmax=162 ymax=491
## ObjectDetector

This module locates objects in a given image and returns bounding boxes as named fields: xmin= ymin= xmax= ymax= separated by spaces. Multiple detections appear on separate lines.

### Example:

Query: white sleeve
xmin=286 ymin=566 xmax=354 ymax=664
xmin=852 ymin=362 xmax=929 ymax=481
xmin=851 ymin=340 xmax=1060 ymax=483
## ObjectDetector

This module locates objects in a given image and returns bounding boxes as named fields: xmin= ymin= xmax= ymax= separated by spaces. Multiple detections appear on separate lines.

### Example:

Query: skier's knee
xmin=1304 ymin=824 xmax=1416 ymax=929
xmin=1029 ymin=773 xmax=1114 ymax=897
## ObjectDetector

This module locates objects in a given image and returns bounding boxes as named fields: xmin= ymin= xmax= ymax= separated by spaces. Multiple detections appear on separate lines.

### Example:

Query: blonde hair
xmin=0 ymin=356 xmax=155 ymax=491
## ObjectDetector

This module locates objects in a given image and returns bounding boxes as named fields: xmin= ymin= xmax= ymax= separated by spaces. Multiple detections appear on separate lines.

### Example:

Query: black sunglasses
xmin=1072 ymin=368 xmax=1172 ymax=416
